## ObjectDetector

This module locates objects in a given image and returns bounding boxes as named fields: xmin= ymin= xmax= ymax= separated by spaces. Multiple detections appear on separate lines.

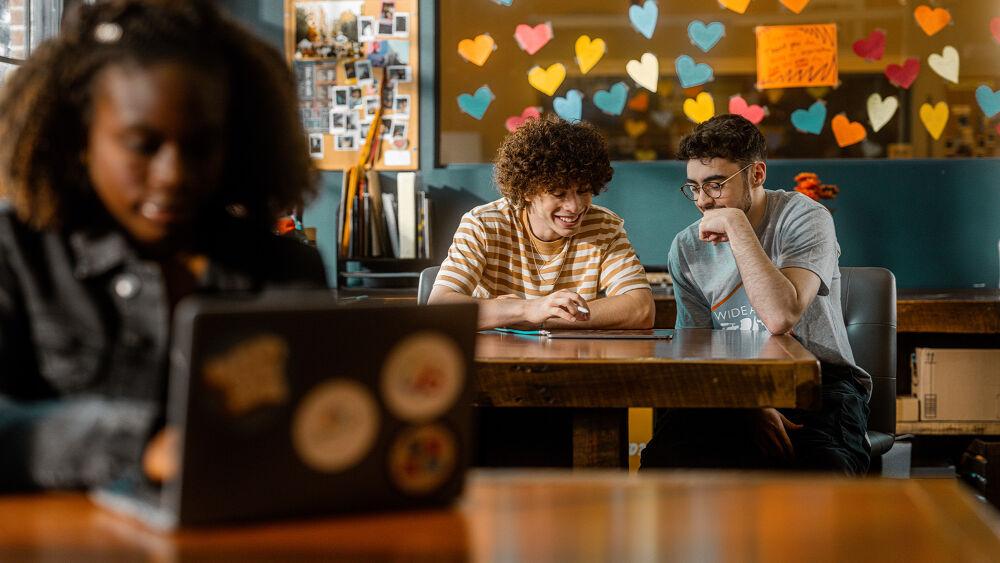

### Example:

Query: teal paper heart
xmin=975 ymin=85 xmax=1000 ymax=118
xmin=457 ymin=86 xmax=494 ymax=120
xmin=494 ymin=0 xmax=513 ymax=5
xmin=629 ymin=0 xmax=658 ymax=40
xmin=688 ymin=20 xmax=724 ymax=53
xmin=593 ymin=82 xmax=628 ymax=116
xmin=554 ymin=89 xmax=583 ymax=122
xmin=790 ymin=101 xmax=827 ymax=134
xmin=674 ymin=55 xmax=713 ymax=88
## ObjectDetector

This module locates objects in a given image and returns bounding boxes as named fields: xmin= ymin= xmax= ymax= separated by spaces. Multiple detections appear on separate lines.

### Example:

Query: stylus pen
xmin=493 ymin=327 xmax=545 ymax=336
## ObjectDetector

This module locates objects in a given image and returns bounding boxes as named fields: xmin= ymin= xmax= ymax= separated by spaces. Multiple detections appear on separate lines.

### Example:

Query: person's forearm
xmin=0 ymin=396 xmax=158 ymax=492
xmin=724 ymin=216 xmax=800 ymax=334
xmin=543 ymin=289 xmax=655 ymax=329
xmin=428 ymin=288 xmax=531 ymax=330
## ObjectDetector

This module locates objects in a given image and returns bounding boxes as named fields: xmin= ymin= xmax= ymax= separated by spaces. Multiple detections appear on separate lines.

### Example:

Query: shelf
xmin=896 ymin=421 xmax=1000 ymax=435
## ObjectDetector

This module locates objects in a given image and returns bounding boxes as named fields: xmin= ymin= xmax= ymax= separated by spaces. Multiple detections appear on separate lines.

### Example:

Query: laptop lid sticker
xmin=388 ymin=424 xmax=458 ymax=496
xmin=380 ymin=332 xmax=465 ymax=423
xmin=292 ymin=379 xmax=380 ymax=473
xmin=202 ymin=334 xmax=290 ymax=416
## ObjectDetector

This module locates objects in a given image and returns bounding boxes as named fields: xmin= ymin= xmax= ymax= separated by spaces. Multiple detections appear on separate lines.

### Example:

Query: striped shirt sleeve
xmin=434 ymin=212 xmax=488 ymax=295
xmin=598 ymin=223 xmax=650 ymax=296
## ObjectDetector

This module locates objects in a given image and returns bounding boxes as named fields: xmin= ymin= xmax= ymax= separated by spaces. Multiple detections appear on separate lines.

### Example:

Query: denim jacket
xmin=0 ymin=206 xmax=327 ymax=490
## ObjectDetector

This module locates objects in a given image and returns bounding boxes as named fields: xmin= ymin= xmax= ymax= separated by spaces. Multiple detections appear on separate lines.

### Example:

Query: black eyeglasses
xmin=679 ymin=162 xmax=754 ymax=202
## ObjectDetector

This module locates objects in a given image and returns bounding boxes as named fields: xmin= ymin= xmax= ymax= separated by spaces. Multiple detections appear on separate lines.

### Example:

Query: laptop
xmin=542 ymin=329 xmax=674 ymax=339
xmin=92 ymin=294 xmax=478 ymax=529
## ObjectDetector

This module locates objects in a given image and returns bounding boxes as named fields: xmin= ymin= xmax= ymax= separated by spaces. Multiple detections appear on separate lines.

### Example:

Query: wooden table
xmin=2 ymin=470 xmax=998 ymax=562
xmin=474 ymin=329 xmax=821 ymax=468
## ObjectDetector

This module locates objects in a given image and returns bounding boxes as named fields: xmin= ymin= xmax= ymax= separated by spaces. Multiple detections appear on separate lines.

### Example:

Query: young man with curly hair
xmin=640 ymin=114 xmax=870 ymax=475
xmin=429 ymin=117 xmax=655 ymax=330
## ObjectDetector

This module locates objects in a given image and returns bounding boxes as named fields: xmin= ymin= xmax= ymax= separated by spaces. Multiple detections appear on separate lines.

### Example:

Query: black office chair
xmin=418 ymin=266 xmax=440 ymax=305
xmin=839 ymin=267 xmax=898 ymax=471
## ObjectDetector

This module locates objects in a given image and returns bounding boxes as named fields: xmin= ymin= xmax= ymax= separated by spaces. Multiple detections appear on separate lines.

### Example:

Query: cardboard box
xmin=913 ymin=348 xmax=1000 ymax=421
xmin=896 ymin=397 xmax=919 ymax=422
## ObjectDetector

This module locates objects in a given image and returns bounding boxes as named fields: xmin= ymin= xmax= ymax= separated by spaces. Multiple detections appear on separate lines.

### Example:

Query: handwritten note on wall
xmin=755 ymin=24 xmax=838 ymax=89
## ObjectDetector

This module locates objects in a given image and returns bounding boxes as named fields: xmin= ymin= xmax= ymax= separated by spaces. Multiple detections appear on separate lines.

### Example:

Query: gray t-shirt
xmin=668 ymin=189 xmax=871 ymax=397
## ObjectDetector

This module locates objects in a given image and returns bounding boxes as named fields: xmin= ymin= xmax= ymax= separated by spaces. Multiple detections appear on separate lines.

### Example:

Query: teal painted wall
xmin=223 ymin=1 xmax=1000 ymax=289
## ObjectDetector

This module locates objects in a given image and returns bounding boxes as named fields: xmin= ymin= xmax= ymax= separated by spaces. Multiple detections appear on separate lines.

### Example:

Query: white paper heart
xmin=626 ymin=52 xmax=659 ymax=93
xmin=866 ymin=93 xmax=898 ymax=133
xmin=928 ymin=45 xmax=959 ymax=84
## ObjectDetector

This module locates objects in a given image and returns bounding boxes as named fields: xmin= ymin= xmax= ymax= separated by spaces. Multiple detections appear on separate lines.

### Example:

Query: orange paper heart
xmin=624 ymin=119 xmax=648 ymax=138
xmin=628 ymin=92 xmax=649 ymax=112
xmin=914 ymin=5 xmax=951 ymax=37
xmin=718 ymin=0 xmax=750 ymax=14
xmin=779 ymin=0 xmax=809 ymax=14
xmin=457 ymin=34 xmax=495 ymax=66
xmin=831 ymin=114 xmax=866 ymax=147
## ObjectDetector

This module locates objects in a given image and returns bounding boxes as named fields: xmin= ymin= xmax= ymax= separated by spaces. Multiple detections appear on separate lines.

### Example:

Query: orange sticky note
xmin=755 ymin=24 xmax=838 ymax=90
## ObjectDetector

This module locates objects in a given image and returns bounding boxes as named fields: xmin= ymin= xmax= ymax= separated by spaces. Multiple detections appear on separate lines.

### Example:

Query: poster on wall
xmin=755 ymin=23 xmax=839 ymax=90
xmin=293 ymin=1 xmax=365 ymax=60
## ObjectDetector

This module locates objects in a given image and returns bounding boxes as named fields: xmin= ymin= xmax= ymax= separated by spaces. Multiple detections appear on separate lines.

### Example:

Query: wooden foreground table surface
xmin=474 ymin=329 xmax=821 ymax=467
xmin=1 ymin=471 xmax=998 ymax=562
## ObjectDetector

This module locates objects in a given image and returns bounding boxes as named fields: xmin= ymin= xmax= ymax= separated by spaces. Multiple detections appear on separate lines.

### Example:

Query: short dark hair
xmin=494 ymin=116 xmax=613 ymax=209
xmin=0 ymin=0 xmax=314 ymax=231
xmin=677 ymin=114 xmax=767 ymax=165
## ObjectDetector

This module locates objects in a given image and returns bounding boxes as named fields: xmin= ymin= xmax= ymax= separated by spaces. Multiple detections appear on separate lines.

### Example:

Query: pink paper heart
xmin=514 ymin=23 xmax=553 ymax=55
xmin=991 ymin=17 xmax=1000 ymax=44
xmin=505 ymin=106 xmax=541 ymax=132
xmin=852 ymin=29 xmax=886 ymax=62
xmin=728 ymin=95 xmax=765 ymax=124
xmin=885 ymin=58 xmax=920 ymax=89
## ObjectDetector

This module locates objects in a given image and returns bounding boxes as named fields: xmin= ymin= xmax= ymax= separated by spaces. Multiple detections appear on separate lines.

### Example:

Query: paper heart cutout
xmin=493 ymin=0 xmax=513 ymax=5
xmin=575 ymin=35 xmax=606 ymax=75
xmin=728 ymin=95 xmax=765 ymax=124
xmin=528 ymin=63 xmax=566 ymax=96
xmin=764 ymin=89 xmax=784 ymax=104
xmin=553 ymin=89 xmax=583 ymax=122
xmin=992 ymin=17 xmax=1000 ymax=44
xmin=594 ymin=82 xmax=628 ymax=116
xmin=505 ymin=106 xmax=541 ymax=133
xmin=628 ymin=91 xmax=649 ymax=112
xmin=457 ymin=34 xmax=495 ymax=66
xmin=806 ymin=86 xmax=830 ymax=100
xmin=514 ymin=22 xmax=553 ymax=55
xmin=831 ymin=114 xmax=866 ymax=147
xmin=852 ymin=29 xmax=886 ymax=62
xmin=885 ymin=58 xmax=920 ymax=89
xmin=683 ymin=92 xmax=715 ymax=124
xmin=624 ymin=118 xmax=648 ymax=138
xmin=975 ymin=85 xmax=1000 ymax=118
xmin=650 ymin=109 xmax=673 ymax=128
xmin=675 ymin=55 xmax=714 ymax=88
xmin=928 ymin=46 xmax=959 ymax=84
xmin=914 ymin=5 xmax=951 ymax=37
xmin=634 ymin=149 xmax=657 ymax=161
xmin=719 ymin=0 xmax=750 ymax=14
xmin=688 ymin=21 xmax=725 ymax=53
xmin=629 ymin=0 xmax=658 ymax=39
xmin=457 ymin=86 xmax=494 ymax=120
xmin=791 ymin=101 xmax=826 ymax=134
xmin=780 ymin=0 xmax=809 ymax=14
xmin=866 ymin=93 xmax=898 ymax=133
xmin=919 ymin=101 xmax=949 ymax=140
xmin=626 ymin=52 xmax=659 ymax=92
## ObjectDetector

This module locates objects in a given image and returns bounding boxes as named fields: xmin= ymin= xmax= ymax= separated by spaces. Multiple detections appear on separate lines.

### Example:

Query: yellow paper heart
xmin=719 ymin=0 xmax=750 ymax=14
xmin=683 ymin=92 xmax=715 ymax=124
xmin=528 ymin=63 xmax=566 ymax=96
xmin=919 ymin=101 xmax=949 ymax=140
xmin=575 ymin=35 xmax=606 ymax=75
xmin=624 ymin=119 xmax=648 ymax=138
xmin=634 ymin=149 xmax=657 ymax=161
xmin=457 ymin=34 xmax=495 ymax=67
xmin=806 ymin=87 xmax=830 ymax=100
xmin=779 ymin=0 xmax=809 ymax=14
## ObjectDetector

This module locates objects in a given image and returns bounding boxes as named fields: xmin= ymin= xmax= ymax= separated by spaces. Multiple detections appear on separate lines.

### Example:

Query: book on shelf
xmin=382 ymin=192 xmax=399 ymax=258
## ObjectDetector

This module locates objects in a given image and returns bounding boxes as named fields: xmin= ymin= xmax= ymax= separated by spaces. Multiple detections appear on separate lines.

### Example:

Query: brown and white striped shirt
xmin=434 ymin=198 xmax=649 ymax=300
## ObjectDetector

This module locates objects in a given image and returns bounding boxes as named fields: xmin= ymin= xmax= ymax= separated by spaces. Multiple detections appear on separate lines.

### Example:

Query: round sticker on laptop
xmin=387 ymin=424 xmax=457 ymax=495
xmin=380 ymin=332 xmax=464 ymax=422
xmin=292 ymin=379 xmax=379 ymax=473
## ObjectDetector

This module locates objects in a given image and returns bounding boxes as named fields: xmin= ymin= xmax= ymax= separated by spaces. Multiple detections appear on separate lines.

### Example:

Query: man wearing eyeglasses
xmin=640 ymin=114 xmax=871 ymax=475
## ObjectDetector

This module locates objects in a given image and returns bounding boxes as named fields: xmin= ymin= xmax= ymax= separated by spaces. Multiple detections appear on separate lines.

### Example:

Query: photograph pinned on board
xmin=293 ymin=1 xmax=364 ymax=60
xmin=393 ymin=13 xmax=409 ymax=37
xmin=386 ymin=65 xmax=411 ymax=83
xmin=344 ymin=111 xmax=360 ymax=133
xmin=357 ymin=16 xmax=375 ymax=42
xmin=360 ymin=121 xmax=371 ymax=140
xmin=295 ymin=61 xmax=315 ymax=100
xmin=381 ymin=116 xmax=394 ymax=138
xmin=377 ymin=19 xmax=394 ymax=36
xmin=314 ymin=63 xmax=338 ymax=83
xmin=355 ymin=60 xmax=373 ymax=84
xmin=335 ymin=134 xmax=357 ymax=151
xmin=393 ymin=94 xmax=410 ymax=115
xmin=381 ymin=83 xmax=396 ymax=106
xmin=389 ymin=121 xmax=408 ymax=149
xmin=366 ymin=39 xmax=409 ymax=67
xmin=343 ymin=60 xmax=357 ymax=83
xmin=332 ymin=86 xmax=349 ymax=108
xmin=308 ymin=133 xmax=325 ymax=158
xmin=380 ymin=0 xmax=395 ymax=21
xmin=348 ymin=86 xmax=363 ymax=109
xmin=330 ymin=109 xmax=348 ymax=133
xmin=364 ymin=96 xmax=379 ymax=120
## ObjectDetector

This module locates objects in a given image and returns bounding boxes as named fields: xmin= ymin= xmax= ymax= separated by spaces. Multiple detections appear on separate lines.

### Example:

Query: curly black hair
xmin=0 ymin=0 xmax=314 ymax=232
xmin=493 ymin=115 xmax=613 ymax=209
xmin=677 ymin=114 xmax=767 ymax=166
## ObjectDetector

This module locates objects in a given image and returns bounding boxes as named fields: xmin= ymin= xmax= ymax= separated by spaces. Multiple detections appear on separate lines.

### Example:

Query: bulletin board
xmin=285 ymin=0 xmax=419 ymax=171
